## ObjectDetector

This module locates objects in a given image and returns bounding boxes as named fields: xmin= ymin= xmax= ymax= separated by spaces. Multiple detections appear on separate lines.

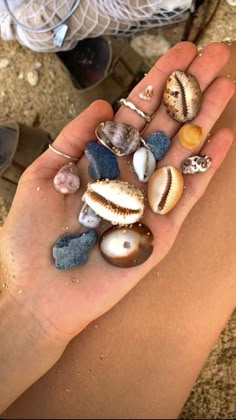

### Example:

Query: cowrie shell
xmin=133 ymin=147 xmax=156 ymax=182
xmin=182 ymin=155 xmax=212 ymax=174
xmin=147 ymin=166 xmax=184 ymax=214
xmin=99 ymin=223 xmax=154 ymax=268
xmin=82 ymin=180 xmax=144 ymax=225
xmin=163 ymin=70 xmax=201 ymax=123
xmin=95 ymin=121 xmax=141 ymax=156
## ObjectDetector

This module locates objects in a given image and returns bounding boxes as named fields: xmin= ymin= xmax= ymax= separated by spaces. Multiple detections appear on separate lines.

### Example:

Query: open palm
xmin=0 ymin=42 xmax=234 ymax=341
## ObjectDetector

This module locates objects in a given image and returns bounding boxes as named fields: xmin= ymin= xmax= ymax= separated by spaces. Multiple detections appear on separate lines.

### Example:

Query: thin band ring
xmin=49 ymin=143 xmax=79 ymax=161
xmin=119 ymin=98 xmax=153 ymax=123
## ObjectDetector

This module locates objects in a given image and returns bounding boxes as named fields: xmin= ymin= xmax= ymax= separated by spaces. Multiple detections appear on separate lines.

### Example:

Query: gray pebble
xmin=53 ymin=230 xmax=97 ymax=270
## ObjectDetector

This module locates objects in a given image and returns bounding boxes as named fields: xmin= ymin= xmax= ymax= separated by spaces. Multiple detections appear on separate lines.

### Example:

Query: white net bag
xmin=0 ymin=0 xmax=194 ymax=52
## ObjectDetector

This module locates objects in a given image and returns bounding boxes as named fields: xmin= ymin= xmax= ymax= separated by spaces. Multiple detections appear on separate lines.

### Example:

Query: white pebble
xmin=26 ymin=70 xmax=39 ymax=86
xmin=0 ymin=58 xmax=10 ymax=69
xmin=226 ymin=0 xmax=236 ymax=6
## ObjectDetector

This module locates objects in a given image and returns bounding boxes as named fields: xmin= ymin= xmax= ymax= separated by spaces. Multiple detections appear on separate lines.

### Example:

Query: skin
xmin=0 ymin=41 xmax=235 ymax=416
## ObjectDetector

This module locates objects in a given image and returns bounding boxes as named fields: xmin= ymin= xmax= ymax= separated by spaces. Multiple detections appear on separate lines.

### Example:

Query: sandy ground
xmin=0 ymin=0 xmax=236 ymax=418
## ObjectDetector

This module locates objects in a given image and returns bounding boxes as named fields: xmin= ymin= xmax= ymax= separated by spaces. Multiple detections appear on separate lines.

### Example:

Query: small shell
xmin=54 ymin=163 xmax=80 ymax=194
xmin=133 ymin=147 xmax=156 ymax=182
xmin=139 ymin=85 xmax=154 ymax=101
xmin=163 ymin=70 xmax=201 ymax=122
xmin=99 ymin=223 xmax=154 ymax=268
xmin=148 ymin=166 xmax=184 ymax=215
xmin=95 ymin=121 xmax=141 ymax=156
xmin=78 ymin=203 xmax=101 ymax=228
xmin=182 ymin=155 xmax=212 ymax=174
xmin=82 ymin=180 xmax=144 ymax=225
xmin=178 ymin=124 xmax=203 ymax=149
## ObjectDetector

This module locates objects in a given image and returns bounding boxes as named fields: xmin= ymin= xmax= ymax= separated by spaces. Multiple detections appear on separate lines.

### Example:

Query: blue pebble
xmin=145 ymin=131 xmax=170 ymax=161
xmin=53 ymin=230 xmax=97 ymax=270
xmin=85 ymin=141 xmax=120 ymax=180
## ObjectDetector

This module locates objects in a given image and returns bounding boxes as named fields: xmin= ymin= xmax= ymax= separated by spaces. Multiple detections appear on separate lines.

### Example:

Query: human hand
xmin=0 ymin=42 xmax=235 ymax=345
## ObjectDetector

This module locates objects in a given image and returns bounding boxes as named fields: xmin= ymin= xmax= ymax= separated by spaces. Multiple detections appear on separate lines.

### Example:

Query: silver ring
xmin=49 ymin=144 xmax=79 ymax=161
xmin=119 ymin=98 xmax=153 ymax=123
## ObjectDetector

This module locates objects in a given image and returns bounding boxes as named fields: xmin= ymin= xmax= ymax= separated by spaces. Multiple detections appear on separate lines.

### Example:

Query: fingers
xmin=114 ymin=42 xmax=197 ymax=130
xmin=159 ymin=76 xmax=235 ymax=168
xmin=184 ymin=41 xmax=231 ymax=91
xmin=31 ymin=100 xmax=113 ymax=176
xmin=168 ymin=127 xmax=234 ymax=229
xmin=144 ymin=42 xmax=231 ymax=138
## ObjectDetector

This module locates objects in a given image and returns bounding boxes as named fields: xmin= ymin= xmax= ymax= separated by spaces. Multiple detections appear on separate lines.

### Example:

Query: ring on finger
xmin=49 ymin=143 xmax=79 ymax=161
xmin=119 ymin=98 xmax=153 ymax=123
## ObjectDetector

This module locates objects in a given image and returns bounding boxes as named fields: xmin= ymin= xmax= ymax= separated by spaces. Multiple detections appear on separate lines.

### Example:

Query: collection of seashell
xmin=52 ymin=69 xmax=211 ymax=270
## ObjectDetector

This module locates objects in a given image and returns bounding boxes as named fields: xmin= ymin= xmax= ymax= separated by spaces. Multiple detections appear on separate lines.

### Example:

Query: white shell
xmin=133 ymin=147 xmax=156 ymax=182
xmin=147 ymin=166 xmax=184 ymax=215
xmin=78 ymin=203 xmax=101 ymax=228
xmin=139 ymin=85 xmax=153 ymax=101
xmin=82 ymin=180 xmax=144 ymax=225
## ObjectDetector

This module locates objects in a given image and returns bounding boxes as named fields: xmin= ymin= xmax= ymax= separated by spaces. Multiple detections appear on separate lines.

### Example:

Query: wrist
xmin=0 ymin=290 xmax=68 ymax=413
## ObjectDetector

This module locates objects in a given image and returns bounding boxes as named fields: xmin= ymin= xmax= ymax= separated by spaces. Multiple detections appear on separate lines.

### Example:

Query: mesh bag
xmin=0 ymin=0 xmax=194 ymax=52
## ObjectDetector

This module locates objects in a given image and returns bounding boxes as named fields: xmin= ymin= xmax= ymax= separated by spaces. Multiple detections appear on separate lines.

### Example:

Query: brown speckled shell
xmin=163 ymin=70 xmax=201 ymax=123
xmin=147 ymin=166 xmax=184 ymax=215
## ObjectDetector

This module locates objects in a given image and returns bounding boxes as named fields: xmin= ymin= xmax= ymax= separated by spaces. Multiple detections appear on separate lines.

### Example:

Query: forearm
xmin=138 ymin=257 xmax=236 ymax=418
xmin=0 ymin=290 xmax=67 ymax=413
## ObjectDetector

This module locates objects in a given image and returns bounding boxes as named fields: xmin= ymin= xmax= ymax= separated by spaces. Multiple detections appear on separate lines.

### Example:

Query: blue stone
xmin=85 ymin=141 xmax=120 ymax=180
xmin=145 ymin=131 xmax=170 ymax=161
xmin=53 ymin=230 xmax=97 ymax=270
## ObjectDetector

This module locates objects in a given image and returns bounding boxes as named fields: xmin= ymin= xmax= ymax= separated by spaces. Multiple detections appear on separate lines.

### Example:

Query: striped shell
xmin=147 ymin=166 xmax=184 ymax=215
xmin=163 ymin=70 xmax=201 ymax=123
xmin=82 ymin=180 xmax=144 ymax=225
